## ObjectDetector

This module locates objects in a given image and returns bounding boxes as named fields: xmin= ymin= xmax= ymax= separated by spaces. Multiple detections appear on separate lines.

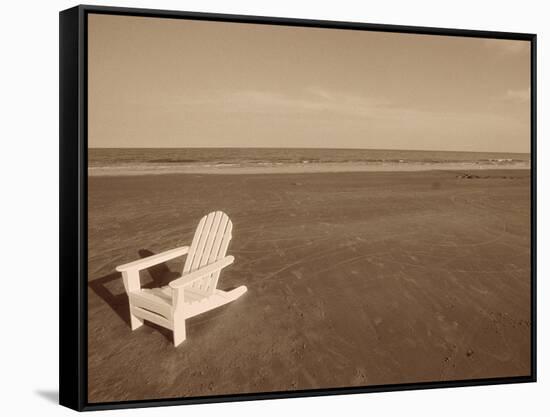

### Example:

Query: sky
xmin=88 ymin=14 xmax=531 ymax=153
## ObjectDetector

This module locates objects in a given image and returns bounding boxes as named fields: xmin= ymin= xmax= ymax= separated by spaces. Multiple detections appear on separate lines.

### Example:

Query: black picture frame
xmin=59 ymin=4 xmax=537 ymax=411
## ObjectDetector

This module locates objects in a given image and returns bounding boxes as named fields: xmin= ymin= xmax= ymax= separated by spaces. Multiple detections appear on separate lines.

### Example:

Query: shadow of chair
xmin=88 ymin=249 xmax=180 ymax=328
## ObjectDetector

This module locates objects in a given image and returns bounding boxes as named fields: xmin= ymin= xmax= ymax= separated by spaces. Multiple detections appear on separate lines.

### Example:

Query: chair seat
xmin=128 ymin=285 xmax=209 ymax=320
xmin=141 ymin=285 xmax=208 ymax=306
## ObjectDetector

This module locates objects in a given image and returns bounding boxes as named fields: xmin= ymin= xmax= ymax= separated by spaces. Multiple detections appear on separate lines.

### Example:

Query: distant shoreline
xmin=88 ymin=161 xmax=530 ymax=176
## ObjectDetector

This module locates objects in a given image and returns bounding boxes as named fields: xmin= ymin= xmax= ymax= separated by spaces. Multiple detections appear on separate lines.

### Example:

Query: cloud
xmin=505 ymin=88 xmax=530 ymax=102
xmin=483 ymin=39 xmax=530 ymax=55
xmin=175 ymin=88 xmax=391 ymax=119
xmin=173 ymin=86 xmax=529 ymax=133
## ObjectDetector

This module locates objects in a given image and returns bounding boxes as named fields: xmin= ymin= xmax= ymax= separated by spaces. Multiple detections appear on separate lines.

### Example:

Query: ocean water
xmin=89 ymin=148 xmax=530 ymax=170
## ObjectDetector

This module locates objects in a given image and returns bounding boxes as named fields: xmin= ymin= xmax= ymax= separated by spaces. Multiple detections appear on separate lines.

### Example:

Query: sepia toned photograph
xmin=85 ymin=12 xmax=533 ymax=404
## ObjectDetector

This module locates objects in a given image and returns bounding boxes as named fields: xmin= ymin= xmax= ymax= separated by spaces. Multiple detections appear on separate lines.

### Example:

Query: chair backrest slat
xmin=204 ymin=221 xmax=232 ymax=294
xmin=189 ymin=212 xmax=216 ymax=271
xmin=183 ymin=211 xmax=232 ymax=295
xmin=200 ymin=211 xmax=225 ymax=268
xmin=184 ymin=214 xmax=207 ymax=273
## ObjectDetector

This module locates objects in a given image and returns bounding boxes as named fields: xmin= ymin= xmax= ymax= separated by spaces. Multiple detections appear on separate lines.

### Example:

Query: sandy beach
xmin=87 ymin=169 xmax=531 ymax=403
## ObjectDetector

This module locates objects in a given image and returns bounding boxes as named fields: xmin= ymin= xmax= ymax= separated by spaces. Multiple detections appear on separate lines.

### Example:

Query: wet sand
xmin=87 ymin=169 xmax=531 ymax=403
xmin=88 ymin=161 xmax=530 ymax=176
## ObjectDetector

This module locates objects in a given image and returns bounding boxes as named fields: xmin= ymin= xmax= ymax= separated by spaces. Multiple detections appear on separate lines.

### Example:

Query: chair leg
xmin=129 ymin=305 xmax=144 ymax=330
xmin=173 ymin=319 xmax=186 ymax=347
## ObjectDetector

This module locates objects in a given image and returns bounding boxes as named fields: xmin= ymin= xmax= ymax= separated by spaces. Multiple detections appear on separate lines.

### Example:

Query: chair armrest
xmin=115 ymin=246 xmax=189 ymax=273
xmin=169 ymin=256 xmax=234 ymax=289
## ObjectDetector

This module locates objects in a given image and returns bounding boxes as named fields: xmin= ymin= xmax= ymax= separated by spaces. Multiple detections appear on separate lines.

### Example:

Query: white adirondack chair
xmin=115 ymin=211 xmax=246 ymax=346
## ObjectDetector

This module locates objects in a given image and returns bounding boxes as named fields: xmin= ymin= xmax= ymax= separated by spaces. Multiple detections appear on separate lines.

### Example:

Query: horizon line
xmin=87 ymin=146 xmax=530 ymax=154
